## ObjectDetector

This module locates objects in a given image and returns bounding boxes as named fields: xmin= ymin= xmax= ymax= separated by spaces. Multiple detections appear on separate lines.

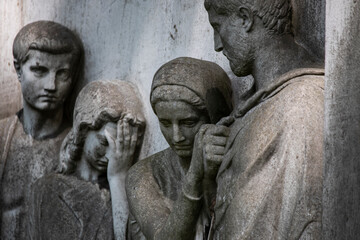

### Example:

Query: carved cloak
xmin=28 ymin=173 xmax=114 ymax=240
xmin=214 ymin=68 xmax=324 ymax=239
xmin=127 ymin=148 xmax=209 ymax=240
xmin=0 ymin=112 xmax=69 ymax=240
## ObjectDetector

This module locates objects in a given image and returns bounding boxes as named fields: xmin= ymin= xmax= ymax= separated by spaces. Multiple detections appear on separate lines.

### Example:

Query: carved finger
xmin=196 ymin=124 xmax=211 ymax=143
xmin=205 ymin=145 xmax=226 ymax=155
xmin=117 ymin=120 xmax=124 ymax=152
xmin=130 ymin=125 xmax=139 ymax=154
xmin=205 ymin=155 xmax=224 ymax=165
xmin=124 ymin=113 xmax=135 ymax=125
xmin=216 ymin=116 xmax=235 ymax=127
xmin=123 ymin=119 xmax=131 ymax=150
xmin=104 ymin=129 xmax=116 ymax=150
xmin=204 ymin=135 xmax=228 ymax=146
xmin=206 ymin=125 xmax=230 ymax=137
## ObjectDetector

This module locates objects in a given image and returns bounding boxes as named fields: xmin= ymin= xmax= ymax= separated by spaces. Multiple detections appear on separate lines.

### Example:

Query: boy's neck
xmin=22 ymin=102 xmax=65 ymax=140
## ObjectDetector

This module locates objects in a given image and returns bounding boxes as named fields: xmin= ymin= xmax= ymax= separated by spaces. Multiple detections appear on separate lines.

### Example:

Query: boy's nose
xmin=44 ymin=72 xmax=56 ymax=91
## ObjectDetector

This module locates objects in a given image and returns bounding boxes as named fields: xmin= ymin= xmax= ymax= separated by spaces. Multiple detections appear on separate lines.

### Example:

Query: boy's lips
xmin=39 ymin=95 xmax=57 ymax=101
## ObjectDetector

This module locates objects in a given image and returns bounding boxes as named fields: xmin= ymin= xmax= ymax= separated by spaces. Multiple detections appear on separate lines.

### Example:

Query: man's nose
xmin=44 ymin=72 xmax=56 ymax=91
xmin=172 ymin=124 xmax=185 ymax=143
xmin=214 ymin=31 xmax=223 ymax=52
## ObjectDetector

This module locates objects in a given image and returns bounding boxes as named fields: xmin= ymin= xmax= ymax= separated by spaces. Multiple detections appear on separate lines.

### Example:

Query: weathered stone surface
xmin=205 ymin=0 xmax=325 ymax=238
xmin=127 ymin=57 xmax=233 ymax=240
xmin=0 ymin=0 xmax=325 ymax=160
xmin=323 ymin=1 xmax=360 ymax=239
xmin=29 ymin=80 xmax=146 ymax=240
xmin=0 ymin=20 xmax=83 ymax=240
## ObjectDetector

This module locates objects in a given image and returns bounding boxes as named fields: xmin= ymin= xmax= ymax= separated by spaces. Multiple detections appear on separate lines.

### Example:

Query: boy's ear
xmin=13 ymin=59 xmax=22 ymax=82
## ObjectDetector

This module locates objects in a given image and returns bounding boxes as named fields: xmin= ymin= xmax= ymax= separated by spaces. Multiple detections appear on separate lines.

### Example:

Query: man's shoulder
xmin=269 ymin=69 xmax=325 ymax=114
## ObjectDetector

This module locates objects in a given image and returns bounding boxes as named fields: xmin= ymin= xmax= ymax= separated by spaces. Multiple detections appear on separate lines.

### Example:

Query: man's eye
xmin=30 ymin=66 xmax=47 ymax=75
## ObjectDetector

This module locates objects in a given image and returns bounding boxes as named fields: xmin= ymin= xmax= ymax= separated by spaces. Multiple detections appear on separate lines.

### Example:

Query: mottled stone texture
xmin=127 ymin=57 xmax=233 ymax=240
xmin=29 ymin=80 xmax=145 ymax=240
xmin=204 ymin=0 xmax=325 ymax=238
xmin=0 ymin=20 xmax=83 ymax=240
xmin=214 ymin=69 xmax=324 ymax=239
xmin=323 ymin=1 xmax=360 ymax=239
xmin=0 ymin=0 xmax=325 ymax=159
xmin=0 ymin=119 xmax=69 ymax=239
xmin=0 ymin=1 xmax=23 ymax=119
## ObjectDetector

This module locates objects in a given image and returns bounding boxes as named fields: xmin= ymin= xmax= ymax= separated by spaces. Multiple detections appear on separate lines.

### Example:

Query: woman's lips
xmin=97 ymin=157 xmax=109 ymax=166
xmin=173 ymin=145 xmax=191 ymax=150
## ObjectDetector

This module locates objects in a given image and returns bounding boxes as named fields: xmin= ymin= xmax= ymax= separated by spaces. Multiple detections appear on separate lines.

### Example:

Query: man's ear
xmin=237 ymin=6 xmax=254 ymax=32
xmin=13 ymin=59 xmax=22 ymax=82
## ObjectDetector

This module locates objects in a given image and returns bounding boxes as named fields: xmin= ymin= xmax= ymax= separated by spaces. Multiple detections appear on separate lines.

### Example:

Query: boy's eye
xmin=30 ymin=66 xmax=48 ymax=75
xmin=57 ymin=69 xmax=70 ymax=81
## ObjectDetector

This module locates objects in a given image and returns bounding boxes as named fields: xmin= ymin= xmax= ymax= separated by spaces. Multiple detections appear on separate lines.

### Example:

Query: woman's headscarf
xmin=151 ymin=57 xmax=233 ymax=123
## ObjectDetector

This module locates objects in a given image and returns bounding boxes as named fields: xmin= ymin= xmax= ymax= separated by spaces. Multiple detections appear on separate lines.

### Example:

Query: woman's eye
xmin=98 ymin=136 xmax=108 ymax=146
xmin=182 ymin=120 xmax=198 ymax=127
xmin=159 ymin=120 xmax=171 ymax=127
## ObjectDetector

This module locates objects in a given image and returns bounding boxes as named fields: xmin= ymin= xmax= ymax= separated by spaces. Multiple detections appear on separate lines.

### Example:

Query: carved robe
xmin=28 ymin=173 xmax=114 ymax=240
xmin=0 ymin=111 xmax=69 ymax=240
xmin=127 ymin=148 xmax=209 ymax=240
xmin=214 ymin=68 xmax=324 ymax=239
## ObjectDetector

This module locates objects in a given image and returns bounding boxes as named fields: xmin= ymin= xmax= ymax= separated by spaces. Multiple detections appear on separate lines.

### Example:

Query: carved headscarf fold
xmin=151 ymin=57 xmax=233 ymax=123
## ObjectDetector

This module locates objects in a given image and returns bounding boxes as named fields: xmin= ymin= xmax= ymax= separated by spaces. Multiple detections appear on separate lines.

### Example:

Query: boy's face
xmin=18 ymin=50 xmax=75 ymax=112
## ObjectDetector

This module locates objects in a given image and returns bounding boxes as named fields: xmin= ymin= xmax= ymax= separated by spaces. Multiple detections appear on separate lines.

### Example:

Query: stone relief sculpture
xmin=28 ymin=80 xmax=145 ymax=240
xmin=126 ymin=57 xmax=233 ymax=240
xmin=0 ymin=21 xmax=83 ymax=240
xmin=204 ymin=0 xmax=324 ymax=239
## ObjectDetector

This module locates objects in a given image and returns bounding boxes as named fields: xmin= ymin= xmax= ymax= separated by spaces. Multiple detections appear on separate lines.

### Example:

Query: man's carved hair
xmin=205 ymin=0 xmax=292 ymax=35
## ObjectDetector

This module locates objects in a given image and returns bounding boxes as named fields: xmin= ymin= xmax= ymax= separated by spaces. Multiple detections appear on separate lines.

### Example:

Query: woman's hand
xmin=105 ymin=115 xmax=139 ymax=180
xmin=201 ymin=124 xmax=229 ymax=181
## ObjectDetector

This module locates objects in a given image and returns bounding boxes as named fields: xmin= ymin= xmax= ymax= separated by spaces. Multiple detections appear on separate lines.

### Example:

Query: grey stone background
xmin=0 ymin=0 xmax=324 ymax=159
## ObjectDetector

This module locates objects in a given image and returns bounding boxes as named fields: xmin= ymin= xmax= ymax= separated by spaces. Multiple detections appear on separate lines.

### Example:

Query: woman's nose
xmin=172 ymin=124 xmax=185 ymax=143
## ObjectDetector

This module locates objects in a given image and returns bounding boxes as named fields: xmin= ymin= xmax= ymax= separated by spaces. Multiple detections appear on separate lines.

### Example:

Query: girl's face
xmin=82 ymin=122 xmax=117 ymax=173
xmin=155 ymin=100 xmax=209 ymax=160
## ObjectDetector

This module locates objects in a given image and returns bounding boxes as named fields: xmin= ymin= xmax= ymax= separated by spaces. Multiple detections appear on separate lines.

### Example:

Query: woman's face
xmin=155 ymin=100 xmax=209 ymax=159
xmin=82 ymin=122 xmax=117 ymax=173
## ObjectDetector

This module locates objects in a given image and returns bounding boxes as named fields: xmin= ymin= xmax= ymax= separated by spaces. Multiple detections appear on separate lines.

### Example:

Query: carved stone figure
xmin=0 ymin=21 xmax=83 ymax=240
xmin=28 ymin=80 xmax=145 ymax=240
xmin=126 ymin=57 xmax=233 ymax=240
xmin=204 ymin=0 xmax=325 ymax=239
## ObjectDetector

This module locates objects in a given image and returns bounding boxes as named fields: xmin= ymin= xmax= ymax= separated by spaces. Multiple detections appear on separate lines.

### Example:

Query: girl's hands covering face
xmin=105 ymin=115 xmax=139 ymax=180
